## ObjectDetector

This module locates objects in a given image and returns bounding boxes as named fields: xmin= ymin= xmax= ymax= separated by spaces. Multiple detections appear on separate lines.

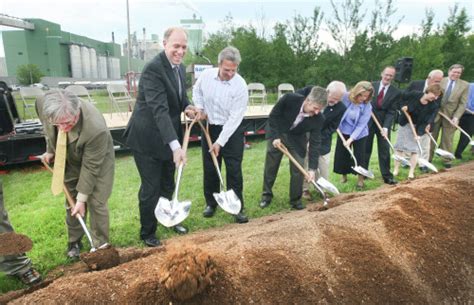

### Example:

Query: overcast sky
xmin=0 ymin=0 xmax=473 ymax=56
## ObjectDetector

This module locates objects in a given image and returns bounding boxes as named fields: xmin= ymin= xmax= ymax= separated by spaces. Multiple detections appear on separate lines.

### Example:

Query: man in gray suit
xmin=37 ymin=90 xmax=115 ymax=259
xmin=124 ymin=27 xmax=197 ymax=247
xmin=431 ymin=64 xmax=469 ymax=168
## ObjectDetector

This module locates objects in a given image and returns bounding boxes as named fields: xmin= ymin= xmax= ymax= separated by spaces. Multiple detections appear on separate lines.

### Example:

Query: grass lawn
xmin=1 ymin=90 xmax=472 ymax=292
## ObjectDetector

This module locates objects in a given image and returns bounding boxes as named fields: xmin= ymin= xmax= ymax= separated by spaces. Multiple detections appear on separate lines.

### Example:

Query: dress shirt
xmin=290 ymin=104 xmax=309 ymax=129
xmin=339 ymin=93 xmax=372 ymax=140
xmin=192 ymin=67 xmax=248 ymax=147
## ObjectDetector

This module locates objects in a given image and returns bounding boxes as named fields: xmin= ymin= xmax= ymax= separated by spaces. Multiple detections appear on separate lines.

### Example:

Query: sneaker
xmin=67 ymin=241 xmax=82 ymax=259
xmin=18 ymin=268 xmax=42 ymax=286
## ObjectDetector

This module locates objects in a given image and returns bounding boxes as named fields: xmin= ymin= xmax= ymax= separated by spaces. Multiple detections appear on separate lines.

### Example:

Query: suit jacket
xmin=437 ymin=77 xmax=469 ymax=120
xmin=124 ymin=51 xmax=189 ymax=160
xmin=406 ymin=79 xmax=441 ymax=125
xmin=295 ymin=85 xmax=347 ymax=154
xmin=370 ymin=81 xmax=401 ymax=129
xmin=399 ymin=91 xmax=439 ymax=135
xmin=36 ymin=97 xmax=115 ymax=203
xmin=266 ymin=93 xmax=324 ymax=170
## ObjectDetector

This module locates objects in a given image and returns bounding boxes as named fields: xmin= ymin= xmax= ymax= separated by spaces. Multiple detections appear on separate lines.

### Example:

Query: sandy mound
xmin=4 ymin=162 xmax=474 ymax=304
xmin=0 ymin=233 xmax=33 ymax=256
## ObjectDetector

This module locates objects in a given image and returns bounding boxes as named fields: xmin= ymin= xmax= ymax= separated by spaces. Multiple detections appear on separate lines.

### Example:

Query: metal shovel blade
xmin=213 ymin=190 xmax=241 ymax=215
xmin=470 ymin=140 xmax=474 ymax=145
xmin=418 ymin=158 xmax=438 ymax=173
xmin=434 ymin=148 xmax=455 ymax=160
xmin=316 ymin=177 xmax=340 ymax=195
xmin=352 ymin=166 xmax=375 ymax=179
xmin=155 ymin=197 xmax=191 ymax=227
xmin=393 ymin=154 xmax=411 ymax=167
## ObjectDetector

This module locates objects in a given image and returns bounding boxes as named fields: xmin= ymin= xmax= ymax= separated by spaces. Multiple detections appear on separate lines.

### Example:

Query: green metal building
xmin=180 ymin=15 xmax=204 ymax=55
xmin=2 ymin=18 xmax=145 ymax=79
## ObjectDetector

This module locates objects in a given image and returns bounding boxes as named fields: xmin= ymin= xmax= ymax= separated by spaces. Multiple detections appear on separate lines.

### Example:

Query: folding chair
xmin=277 ymin=83 xmax=295 ymax=99
xmin=19 ymin=87 xmax=45 ymax=120
xmin=65 ymin=85 xmax=96 ymax=104
xmin=106 ymin=84 xmax=135 ymax=118
xmin=247 ymin=83 xmax=267 ymax=106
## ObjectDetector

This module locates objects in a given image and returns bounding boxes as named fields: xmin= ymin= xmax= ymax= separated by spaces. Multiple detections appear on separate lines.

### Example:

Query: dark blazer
xmin=370 ymin=81 xmax=401 ymax=129
xmin=398 ymin=91 xmax=439 ymax=136
xmin=406 ymin=79 xmax=441 ymax=125
xmin=295 ymin=85 xmax=347 ymax=155
xmin=124 ymin=51 xmax=189 ymax=160
xmin=266 ymin=93 xmax=324 ymax=169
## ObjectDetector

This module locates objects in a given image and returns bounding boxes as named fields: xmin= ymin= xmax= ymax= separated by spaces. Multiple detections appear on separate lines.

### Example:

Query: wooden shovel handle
xmin=197 ymin=121 xmax=220 ymax=170
xmin=401 ymin=108 xmax=419 ymax=139
xmin=41 ymin=159 xmax=76 ymax=210
xmin=438 ymin=111 xmax=472 ymax=140
xmin=370 ymin=112 xmax=385 ymax=135
xmin=275 ymin=143 xmax=311 ymax=181
xmin=336 ymin=128 xmax=348 ymax=146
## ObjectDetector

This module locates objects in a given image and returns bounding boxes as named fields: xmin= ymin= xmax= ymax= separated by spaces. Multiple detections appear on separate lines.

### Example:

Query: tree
xmin=16 ymin=64 xmax=44 ymax=85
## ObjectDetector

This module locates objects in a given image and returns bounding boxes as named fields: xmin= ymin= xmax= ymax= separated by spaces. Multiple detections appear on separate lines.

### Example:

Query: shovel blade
xmin=155 ymin=197 xmax=191 ymax=227
xmin=434 ymin=148 xmax=455 ymax=160
xmin=316 ymin=177 xmax=340 ymax=195
xmin=213 ymin=190 xmax=241 ymax=215
xmin=470 ymin=140 xmax=474 ymax=145
xmin=352 ymin=166 xmax=375 ymax=179
xmin=393 ymin=155 xmax=410 ymax=167
xmin=418 ymin=158 xmax=438 ymax=173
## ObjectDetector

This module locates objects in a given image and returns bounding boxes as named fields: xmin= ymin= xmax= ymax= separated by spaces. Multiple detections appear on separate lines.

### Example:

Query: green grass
xmin=2 ymin=90 xmax=473 ymax=292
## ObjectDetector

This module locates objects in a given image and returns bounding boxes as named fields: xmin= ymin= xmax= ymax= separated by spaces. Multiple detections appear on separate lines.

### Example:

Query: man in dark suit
xmin=405 ymin=69 xmax=444 ymax=172
xmin=124 ymin=27 xmax=197 ymax=247
xmin=364 ymin=66 xmax=400 ymax=184
xmin=259 ymin=86 xmax=327 ymax=210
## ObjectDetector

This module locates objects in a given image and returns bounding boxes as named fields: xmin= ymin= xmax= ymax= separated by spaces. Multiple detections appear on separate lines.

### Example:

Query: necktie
xmin=444 ymin=80 xmax=454 ymax=101
xmin=376 ymin=86 xmax=385 ymax=108
xmin=51 ymin=130 xmax=67 ymax=195
xmin=173 ymin=66 xmax=182 ymax=99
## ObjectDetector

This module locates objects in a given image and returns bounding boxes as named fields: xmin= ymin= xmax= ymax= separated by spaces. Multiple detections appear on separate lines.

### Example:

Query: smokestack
xmin=112 ymin=32 xmax=115 ymax=43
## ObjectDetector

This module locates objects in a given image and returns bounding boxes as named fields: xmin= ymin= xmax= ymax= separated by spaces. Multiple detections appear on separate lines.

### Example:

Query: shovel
xmin=40 ymin=159 xmax=97 ymax=252
xmin=401 ymin=108 xmax=438 ymax=173
xmin=275 ymin=142 xmax=331 ymax=207
xmin=427 ymin=132 xmax=455 ymax=160
xmin=370 ymin=112 xmax=410 ymax=167
xmin=154 ymin=118 xmax=196 ymax=227
xmin=197 ymin=121 xmax=241 ymax=215
xmin=438 ymin=111 xmax=474 ymax=146
xmin=336 ymin=129 xmax=375 ymax=179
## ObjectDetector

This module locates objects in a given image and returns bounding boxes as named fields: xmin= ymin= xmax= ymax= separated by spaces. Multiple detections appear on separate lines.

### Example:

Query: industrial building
xmin=180 ymin=14 xmax=204 ymax=55
xmin=1 ymin=18 xmax=146 ymax=81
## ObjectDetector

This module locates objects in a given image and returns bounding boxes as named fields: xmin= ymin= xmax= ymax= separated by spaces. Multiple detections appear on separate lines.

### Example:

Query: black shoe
xmin=143 ymin=237 xmax=161 ymax=247
xmin=203 ymin=205 xmax=216 ymax=218
xmin=235 ymin=212 xmax=249 ymax=224
xmin=383 ymin=177 xmax=398 ymax=185
xmin=444 ymin=163 xmax=452 ymax=169
xmin=455 ymin=154 xmax=462 ymax=160
xmin=419 ymin=166 xmax=429 ymax=173
xmin=173 ymin=225 xmax=188 ymax=235
xmin=259 ymin=200 xmax=271 ymax=208
xmin=291 ymin=202 xmax=305 ymax=210
xmin=17 ymin=268 xmax=42 ymax=286
xmin=66 ymin=241 xmax=82 ymax=259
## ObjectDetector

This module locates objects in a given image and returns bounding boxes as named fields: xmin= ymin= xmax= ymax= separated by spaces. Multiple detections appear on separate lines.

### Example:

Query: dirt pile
xmin=4 ymin=162 xmax=474 ymax=304
xmin=80 ymin=246 xmax=120 ymax=271
xmin=0 ymin=233 xmax=33 ymax=256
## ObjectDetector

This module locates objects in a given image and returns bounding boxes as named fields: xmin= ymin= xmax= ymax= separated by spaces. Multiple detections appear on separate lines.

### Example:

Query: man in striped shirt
xmin=192 ymin=46 xmax=249 ymax=223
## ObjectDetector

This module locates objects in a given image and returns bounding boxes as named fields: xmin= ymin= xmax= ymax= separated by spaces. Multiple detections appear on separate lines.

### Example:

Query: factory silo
xmin=69 ymin=45 xmax=83 ymax=78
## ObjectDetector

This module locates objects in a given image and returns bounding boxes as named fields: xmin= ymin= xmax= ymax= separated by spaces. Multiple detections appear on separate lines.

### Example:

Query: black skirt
xmin=334 ymin=133 xmax=368 ymax=175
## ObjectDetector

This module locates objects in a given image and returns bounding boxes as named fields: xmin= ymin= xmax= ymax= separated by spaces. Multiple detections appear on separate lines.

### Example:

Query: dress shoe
xmin=66 ymin=241 xmax=82 ymax=259
xmin=143 ymin=237 xmax=161 ymax=247
xmin=235 ymin=212 xmax=249 ymax=223
xmin=383 ymin=177 xmax=398 ymax=185
xmin=291 ymin=201 xmax=304 ymax=210
xmin=419 ymin=166 xmax=428 ymax=173
xmin=202 ymin=205 xmax=216 ymax=217
xmin=173 ymin=225 xmax=188 ymax=235
xmin=259 ymin=200 xmax=271 ymax=208
xmin=455 ymin=154 xmax=462 ymax=160
xmin=444 ymin=163 xmax=452 ymax=169
xmin=17 ymin=268 xmax=42 ymax=286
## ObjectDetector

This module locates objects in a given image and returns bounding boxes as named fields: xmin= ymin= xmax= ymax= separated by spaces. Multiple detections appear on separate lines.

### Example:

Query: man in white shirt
xmin=192 ymin=46 xmax=249 ymax=223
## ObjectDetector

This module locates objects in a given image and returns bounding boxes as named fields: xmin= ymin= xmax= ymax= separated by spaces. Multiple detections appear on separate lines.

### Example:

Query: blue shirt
xmin=338 ymin=92 xmax=372 ymax=140
xmin=466 ymin=83 xmax=474 ymax=113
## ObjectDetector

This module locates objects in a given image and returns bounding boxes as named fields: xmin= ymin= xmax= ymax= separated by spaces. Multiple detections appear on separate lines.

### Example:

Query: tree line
xmin=186 ymin=0 xmax=473 ymax=91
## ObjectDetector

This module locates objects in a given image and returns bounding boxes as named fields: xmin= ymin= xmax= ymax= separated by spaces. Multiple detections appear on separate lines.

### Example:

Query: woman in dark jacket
xmin=393 ymin=84 xmax=442 ymax=179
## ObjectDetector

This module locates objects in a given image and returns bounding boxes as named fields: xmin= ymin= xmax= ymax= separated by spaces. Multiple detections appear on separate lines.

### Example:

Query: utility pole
xmin=126 ymin=0 xmax=132 ymax=74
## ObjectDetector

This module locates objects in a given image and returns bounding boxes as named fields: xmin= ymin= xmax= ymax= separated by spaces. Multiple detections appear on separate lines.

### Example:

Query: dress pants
xmin=431 ymin=117 xmax=456 ymax=163
xmin=201 ymin=124 xmax=245 ymax=210
xmin=0 ymin=181 xmax=32 ymax=276
xmin=455 ymin=112 xmax=474 ymax=157
xmin=364 ymin=124 xmax=393 ymax=179
xmin=262 ymin=134 xmax=304 ymax=205
xmin=132 ymin=152 xmax=175 ymax=240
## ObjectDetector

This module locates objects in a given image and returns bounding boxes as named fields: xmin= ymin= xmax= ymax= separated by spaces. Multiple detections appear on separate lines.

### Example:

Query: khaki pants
xmin=431 ymin=117 xmax=456 ymax=163
xmin=303 ymin=152 xmax=330 ymax=191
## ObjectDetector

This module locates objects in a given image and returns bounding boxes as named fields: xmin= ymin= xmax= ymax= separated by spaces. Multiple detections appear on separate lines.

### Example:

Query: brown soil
xmin=0 ymin=233 xmax=33 ymax=256
xmin=2 ymin=162 xmax=474 ymax=304
xmin=80 ymin=246 xmax=120 ymax=271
